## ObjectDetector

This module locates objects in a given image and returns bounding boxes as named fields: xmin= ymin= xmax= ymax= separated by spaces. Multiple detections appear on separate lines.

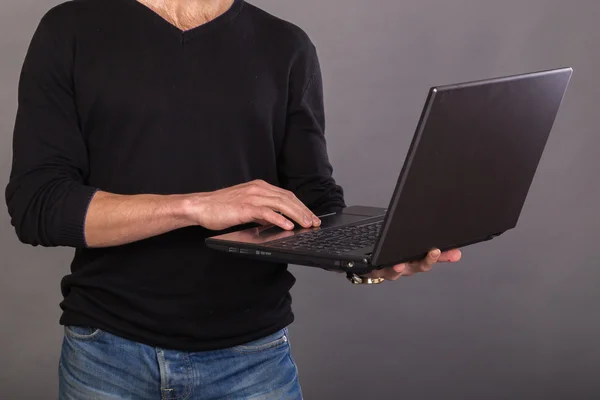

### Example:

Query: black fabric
xmin=5 ymin=0 xmax=345 ymax=351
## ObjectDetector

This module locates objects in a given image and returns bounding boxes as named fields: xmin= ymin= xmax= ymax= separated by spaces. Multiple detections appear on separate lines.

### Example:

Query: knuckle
xmin=251 ymin=185 xmax=266 ymax=195
xmin=276 ymin=198 xmax=287 ymax=209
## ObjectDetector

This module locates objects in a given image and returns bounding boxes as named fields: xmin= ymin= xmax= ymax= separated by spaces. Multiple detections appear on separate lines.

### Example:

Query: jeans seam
xmin=231 ymin=330 xmax=289 ymax=354
xmin=156 ymin=348 xmax=168 ymax=400
xmin=157 ymin=348 xmax=193 ymax=400
xmin=180 ymin=352 xmax=192 ymax=400
xmin=286 ymin=355 xmax=302 ymax=400
xmin=285 ymin=328 xmax=303 ymax=399
xmin=64 ymin=326 xmax=104 ymax=342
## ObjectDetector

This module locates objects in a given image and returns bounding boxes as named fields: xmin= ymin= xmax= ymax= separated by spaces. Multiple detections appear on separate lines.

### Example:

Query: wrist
xmin=176 ymin=192 xmax=210 ymax=227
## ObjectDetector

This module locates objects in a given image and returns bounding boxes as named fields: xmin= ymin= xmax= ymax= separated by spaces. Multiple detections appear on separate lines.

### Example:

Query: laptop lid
xmin=371 ymin=67 xmax=573 ymax=267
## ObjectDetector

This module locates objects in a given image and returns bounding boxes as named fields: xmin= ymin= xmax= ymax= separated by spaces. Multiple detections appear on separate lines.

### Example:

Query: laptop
xmin=205 ymin=67 xmax=573 ymax=275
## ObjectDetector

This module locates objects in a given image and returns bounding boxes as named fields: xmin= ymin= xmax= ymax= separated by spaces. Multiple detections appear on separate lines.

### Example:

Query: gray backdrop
xmin=1 ymin=0 xmax=599 ymax=399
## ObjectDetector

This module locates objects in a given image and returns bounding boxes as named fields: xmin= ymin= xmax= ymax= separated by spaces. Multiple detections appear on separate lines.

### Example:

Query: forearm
xmin=84 ymin=191 xmax=198 ymax=248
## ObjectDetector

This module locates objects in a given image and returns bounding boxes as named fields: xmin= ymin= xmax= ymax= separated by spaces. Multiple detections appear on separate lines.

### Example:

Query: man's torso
xmin=50 ymin=0 xmax=313 ymax=351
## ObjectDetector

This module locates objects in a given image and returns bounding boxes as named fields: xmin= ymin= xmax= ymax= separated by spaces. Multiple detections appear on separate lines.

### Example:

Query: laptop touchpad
xmin=315 ymin=213 xmax=368 ymax=229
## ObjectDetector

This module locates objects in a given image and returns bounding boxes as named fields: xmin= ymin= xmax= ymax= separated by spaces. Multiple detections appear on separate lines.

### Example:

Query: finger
xmin=393 ymin=263 xmax=406 ymax=274
xmin=274 ymin=193 xmax=319 ymax=227
xmin=252 ymin=195 xmax=314 ymax=228
xmin=245 ymin=182 xmax=314 ymax=226
xmin=364 ymin=268 xmax=387 ymax=280
xmin=400 ymin=265 xmax=416 ymax=276
xmin=367 ymin=265 xmax=405 ymax=281
xmin=438 ymin=248 xmax=462 ymax=263
xmin=275 ymin=192 xmax=320 ymax=226
xmin=385 ymin=265 xmax=405 ymax=281
xmin=251 ymin=207 xmax=295 ymax=230
xmin=415 ymin=249 xmax=442 ymax=273
xmin=254 ymin=181 xmax=321 ymax=226
xmin=427 ymin=248 xmax=441 ymax=264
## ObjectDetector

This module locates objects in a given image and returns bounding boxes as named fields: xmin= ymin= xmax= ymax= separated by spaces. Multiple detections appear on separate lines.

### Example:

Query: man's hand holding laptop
xmin=363 ymin=248 xmax=462 ymax=282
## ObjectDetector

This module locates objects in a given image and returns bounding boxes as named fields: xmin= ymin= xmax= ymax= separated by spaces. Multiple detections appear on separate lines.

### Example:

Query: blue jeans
xmin=59 ymin=326 xmax=303 ymax=399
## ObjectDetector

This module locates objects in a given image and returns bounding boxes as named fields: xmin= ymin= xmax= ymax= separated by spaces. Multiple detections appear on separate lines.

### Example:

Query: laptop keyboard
xmin=269 ymin=220 xmax=382 ymax=254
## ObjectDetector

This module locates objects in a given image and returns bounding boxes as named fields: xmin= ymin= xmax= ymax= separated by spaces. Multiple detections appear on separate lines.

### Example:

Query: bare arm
xmin=83 ymin=191 xmax=193 ymax=248
xmin=83 ymin=180 xmax=321 ymax=248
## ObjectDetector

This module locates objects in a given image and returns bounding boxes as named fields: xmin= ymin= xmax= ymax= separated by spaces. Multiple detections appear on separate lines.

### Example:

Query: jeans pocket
xmin=64 ymin=325 xmax=103 ymax=341
xmin=232 ymin=329 xmax=289 ymax=354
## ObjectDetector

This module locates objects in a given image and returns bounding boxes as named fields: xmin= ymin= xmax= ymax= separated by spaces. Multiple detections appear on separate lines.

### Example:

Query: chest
xmin=76 ymin=33 xmax=280 ymax=126
xmin=69 ymin=23 xmax=290 ymax=192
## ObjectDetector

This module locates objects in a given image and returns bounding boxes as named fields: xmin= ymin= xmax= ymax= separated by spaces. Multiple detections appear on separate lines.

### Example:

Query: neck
xmin=138 ymin=0 xmax=236 ymax=30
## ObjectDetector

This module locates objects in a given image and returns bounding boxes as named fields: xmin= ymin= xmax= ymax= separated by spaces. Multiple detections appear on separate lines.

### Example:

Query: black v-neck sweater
xmin=6 ymin=0 xmax=345 ymax=351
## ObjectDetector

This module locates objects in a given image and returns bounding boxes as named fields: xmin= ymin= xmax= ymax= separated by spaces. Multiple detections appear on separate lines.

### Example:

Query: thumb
xmin=427 ymin=248 xmax=441 ymax=262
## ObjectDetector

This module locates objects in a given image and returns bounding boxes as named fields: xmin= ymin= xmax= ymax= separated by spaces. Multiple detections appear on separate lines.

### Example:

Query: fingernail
xmin=394 ymin=265 xmax=405 ymax=273
xmin=432 ymin=249 xmax=441 ymax=257
xmin=313 ymin=217 xmax=321 ymax=226
xmin=285 ymin=221 xmax=294 ymax=229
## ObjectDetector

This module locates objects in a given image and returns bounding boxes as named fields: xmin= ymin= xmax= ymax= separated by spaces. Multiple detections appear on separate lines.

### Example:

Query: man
xmin=6 ymin=0 xmax=462 ymax=398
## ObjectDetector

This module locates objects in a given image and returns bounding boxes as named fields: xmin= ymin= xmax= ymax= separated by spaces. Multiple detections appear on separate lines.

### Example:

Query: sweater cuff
xmin=58 ymin=185 xmax=99 ymax=248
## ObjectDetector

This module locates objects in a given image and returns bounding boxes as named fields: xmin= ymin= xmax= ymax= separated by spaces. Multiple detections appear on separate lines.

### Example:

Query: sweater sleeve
xmin=277 ymin=41 xmax=346 ymax=215
xmin=5 ymin=10 xmax=98 ymax=248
